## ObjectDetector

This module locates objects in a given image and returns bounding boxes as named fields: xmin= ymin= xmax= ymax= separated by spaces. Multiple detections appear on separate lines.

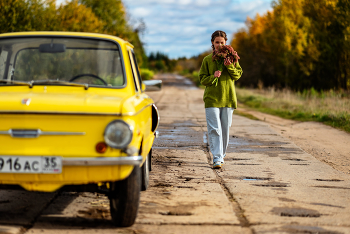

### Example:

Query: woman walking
xmin=199 ymin=30 xmax=243 ymax=169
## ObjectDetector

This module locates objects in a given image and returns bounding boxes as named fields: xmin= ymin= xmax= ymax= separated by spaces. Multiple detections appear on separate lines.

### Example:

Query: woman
xmin=199 ymin=30 xmax=243 ymax=169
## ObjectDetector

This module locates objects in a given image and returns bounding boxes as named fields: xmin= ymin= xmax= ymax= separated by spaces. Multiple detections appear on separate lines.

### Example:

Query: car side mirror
xmin=143 ymin=80 xmax=162 ymax=91
xmin=141 ymin=83 xmax=146 ymax=92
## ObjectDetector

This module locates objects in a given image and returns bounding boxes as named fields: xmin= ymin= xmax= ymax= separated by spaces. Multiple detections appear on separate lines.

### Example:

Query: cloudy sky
xmin=57 ymin=0 xmax=273 ymax=58
xmin=123 ymin=0 xmax=273 ymax=58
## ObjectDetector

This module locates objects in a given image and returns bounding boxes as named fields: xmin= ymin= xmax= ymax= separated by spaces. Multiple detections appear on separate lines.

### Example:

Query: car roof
xmin=0 ymin=31 xmax=134 ymax=48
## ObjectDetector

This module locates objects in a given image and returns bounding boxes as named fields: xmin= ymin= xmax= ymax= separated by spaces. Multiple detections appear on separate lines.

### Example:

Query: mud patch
xmin=153 ymin=183 xmax=173 ymax=188
xmin=272 ymin=207 xmax=321 ymax=217
xmin=315 ymin=179 xmax=344 ymax=182
xmin=159 ymin=211 xmax=193 ymax=216
xmin=227 ymin=135 xmax=304 ymax=157
xmin=242 ymin=177 xmax=271 ymax=181
xmin=279 ymin=225 xmax=342 ymax=234
xmin=227 ymin=158 xmax=253 ymax=161
xmin=278 ymin=197 xmax=296 ymax=202
xmin=78 ymin=207 xmax=110 ymax=219
xmin=253 ymin=182 xmax=289 ymax=187
xmin=313 ymin=185 xmax=350 ymax=190
xmin=310 ymin=203 xmax=345 ymax=209
xmin=282 ymin=158 xmax=307 ymax=162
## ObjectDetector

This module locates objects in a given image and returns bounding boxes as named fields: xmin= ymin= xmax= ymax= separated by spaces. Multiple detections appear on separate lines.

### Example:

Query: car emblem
xmin=21 ymin=98 xmax=31 ymax=106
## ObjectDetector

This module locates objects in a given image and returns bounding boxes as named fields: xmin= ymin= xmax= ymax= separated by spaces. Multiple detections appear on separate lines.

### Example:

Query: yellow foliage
xmin=57 ymin=0 xmax=104 ymax=33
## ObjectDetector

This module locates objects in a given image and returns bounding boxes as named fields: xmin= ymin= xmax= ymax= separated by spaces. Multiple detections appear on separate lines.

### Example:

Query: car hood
xmin=0 ymin=88 xmax=127 ymax=115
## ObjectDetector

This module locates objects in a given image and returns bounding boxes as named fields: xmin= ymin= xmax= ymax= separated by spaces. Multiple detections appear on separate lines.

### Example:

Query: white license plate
xmin=0 ymin=156 xmax=62 ymax=174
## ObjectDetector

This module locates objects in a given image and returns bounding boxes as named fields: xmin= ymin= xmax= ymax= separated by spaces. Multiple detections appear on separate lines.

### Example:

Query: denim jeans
xmin=205 ymin=107 xmax=234 ymax=164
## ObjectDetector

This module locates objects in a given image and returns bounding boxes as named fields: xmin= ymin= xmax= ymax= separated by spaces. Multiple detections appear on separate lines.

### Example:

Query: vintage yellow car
xmin=0 ymin=31 xmax=161 ymax=227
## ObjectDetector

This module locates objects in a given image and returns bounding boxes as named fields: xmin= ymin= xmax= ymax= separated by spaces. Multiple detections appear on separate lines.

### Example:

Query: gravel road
xmin=1 ymin=74 xmax=349 ymax=234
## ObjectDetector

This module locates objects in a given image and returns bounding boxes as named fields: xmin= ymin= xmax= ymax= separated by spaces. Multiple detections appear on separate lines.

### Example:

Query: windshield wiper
xmin=31 ymin=80 xmax=89 ymax=90
xmin=0 ymin=80 xmax=32 ymax=87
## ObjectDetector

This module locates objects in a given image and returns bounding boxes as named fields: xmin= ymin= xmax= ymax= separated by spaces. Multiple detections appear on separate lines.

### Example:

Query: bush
xmin=140 ymin=68 xmax=154 ymax=80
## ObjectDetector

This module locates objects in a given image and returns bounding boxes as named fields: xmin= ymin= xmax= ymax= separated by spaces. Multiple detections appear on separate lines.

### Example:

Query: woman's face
xmin=212 ymin=36 xmax=226 ymax=51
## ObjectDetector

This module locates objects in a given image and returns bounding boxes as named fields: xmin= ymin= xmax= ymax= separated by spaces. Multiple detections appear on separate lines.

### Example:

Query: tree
xmin=57 ymin=0 xmax=104 ymax=32
xmin=230 ymin=0 xmax=349 ymax=90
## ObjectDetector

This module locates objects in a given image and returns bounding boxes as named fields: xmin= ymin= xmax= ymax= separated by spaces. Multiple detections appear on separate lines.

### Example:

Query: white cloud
xmin=56 ymin=0 xmax=272 ymax=58
xmin=133 ymin=7 xmax=151 ymax=17
xmin=178 ymin=0 xmax=192 ymax=5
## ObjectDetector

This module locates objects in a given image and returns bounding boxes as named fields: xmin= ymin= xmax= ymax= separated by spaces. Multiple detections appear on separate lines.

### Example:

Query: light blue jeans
xmin=205 ymin=107 xmax=234 ymax=164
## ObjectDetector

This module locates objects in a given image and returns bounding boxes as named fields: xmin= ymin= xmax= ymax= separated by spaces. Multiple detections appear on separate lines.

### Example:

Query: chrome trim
xmin=154 ymin=131 xmax=159 ymax=138
xmin=0 ymin=129 xmax=85 ymax=138
xmin=62 ymin=156 xmax=143 ymax=166
xmin=144 ymin=80 xmax=162 ymax=91
xmin=0 ymin=104 xmax=154 ymax=117
xmin=0 ymin=111 xmax=122 ymax=116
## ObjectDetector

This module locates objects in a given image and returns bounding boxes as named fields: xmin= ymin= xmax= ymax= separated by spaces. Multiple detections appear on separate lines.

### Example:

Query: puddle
xmin=280 ymin=225 xmax=342 ymax=234
xmin=253 ymin=182 xmax=289 ymax=187
xmin=203 ymin=132 xmax=208 ymax=144
xmin=159 ymin=211 xmax=193 ymax=216
xmin=282 ymin=158 xmax=306 ymax=161
xmin=272 ymin=207 xmax=321 ymax=217
xmin=242 ymin=177 xmax=271 ymax=181
xmin=315 ymin=179 xmax=344 ymax=182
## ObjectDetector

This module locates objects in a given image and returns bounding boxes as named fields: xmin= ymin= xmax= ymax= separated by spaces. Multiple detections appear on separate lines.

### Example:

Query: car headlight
xmin=104 ymin=120 xmax=133 ymax=149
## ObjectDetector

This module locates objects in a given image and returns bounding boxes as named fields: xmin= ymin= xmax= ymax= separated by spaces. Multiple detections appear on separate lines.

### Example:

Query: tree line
xmin=0 ymin=0 xmax=147 ymax=67
xmin=231 ymin=0 xmax=350 ymax=90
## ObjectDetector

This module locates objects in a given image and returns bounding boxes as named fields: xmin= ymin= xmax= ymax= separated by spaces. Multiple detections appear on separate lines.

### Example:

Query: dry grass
xmin=236 ymin=87 xmax=350 ymax=132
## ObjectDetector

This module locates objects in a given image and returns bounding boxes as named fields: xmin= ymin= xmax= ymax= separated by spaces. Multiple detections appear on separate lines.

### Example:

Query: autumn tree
xmin=79 ymin=0 xmax=148 ymax=67
xmin=57 ymin=0 xmax=104 ymax=32
xmin=231 ymin=0 xmax=349 ymax=90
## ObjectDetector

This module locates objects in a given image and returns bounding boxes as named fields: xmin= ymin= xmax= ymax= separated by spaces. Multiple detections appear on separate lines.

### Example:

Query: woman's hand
xmin=224 ymin=57 xmax=232 ymax=66
xmin=214 ymin=70 xmax=222 ymax=78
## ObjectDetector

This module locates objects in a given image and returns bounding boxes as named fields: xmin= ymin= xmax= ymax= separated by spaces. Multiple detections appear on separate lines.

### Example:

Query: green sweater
xmin=199 ymin=53 xmax=243 ymax=108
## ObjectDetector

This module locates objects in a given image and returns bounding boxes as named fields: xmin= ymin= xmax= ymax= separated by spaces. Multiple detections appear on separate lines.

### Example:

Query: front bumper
xmin=62 ymin=156 xmax=143 ymax=166
xmin=0 ymin=156 xmax=143 ymax=192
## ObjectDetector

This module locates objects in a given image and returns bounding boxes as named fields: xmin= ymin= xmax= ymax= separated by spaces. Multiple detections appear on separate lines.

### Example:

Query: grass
xmin=236 ymin=87 xmax=350 ymax=133
xmin=233 ymin=109 xmax=260 ymax=120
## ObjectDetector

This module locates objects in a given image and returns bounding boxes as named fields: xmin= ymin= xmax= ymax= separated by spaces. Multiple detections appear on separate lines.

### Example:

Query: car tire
xmin=148 ymin=148 xmax=152 ymax=171
xmin=141 ymin=153 xmax=150 ymax=191
xmin=109 ymin=166 xmax=141 ymax=227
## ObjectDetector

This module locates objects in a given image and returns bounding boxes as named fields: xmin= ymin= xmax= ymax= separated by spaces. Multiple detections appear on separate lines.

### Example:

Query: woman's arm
xmin=199 ymin=58 xmax=216 ymax=86
xmin=226 ymin=61 xmax=243 ymax=81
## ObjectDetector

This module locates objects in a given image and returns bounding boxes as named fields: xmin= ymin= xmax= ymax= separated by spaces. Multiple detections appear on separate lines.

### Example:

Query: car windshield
xmin=0 ymin=37 xmax=125 ymax=87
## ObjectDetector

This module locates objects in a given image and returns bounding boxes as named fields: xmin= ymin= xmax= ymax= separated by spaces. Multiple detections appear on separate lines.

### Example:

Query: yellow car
xmin=0 ymin=32 xmax=161 ymax=227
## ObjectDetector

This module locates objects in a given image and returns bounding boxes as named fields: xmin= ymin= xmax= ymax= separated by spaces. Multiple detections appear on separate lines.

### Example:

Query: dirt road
xmin=1 ymin=74 xmax=349 ymax=234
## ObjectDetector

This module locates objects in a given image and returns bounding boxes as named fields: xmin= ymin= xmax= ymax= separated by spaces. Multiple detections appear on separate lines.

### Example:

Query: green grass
xmin=236 ymin=87 xmax=350 ymax=133
xmin=233 ymin=110 xmax=260 ymax=120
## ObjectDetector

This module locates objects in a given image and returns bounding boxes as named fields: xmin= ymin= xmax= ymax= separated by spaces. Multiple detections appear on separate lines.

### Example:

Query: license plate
xmin=0 ymin=156 xmax=62 ymax=174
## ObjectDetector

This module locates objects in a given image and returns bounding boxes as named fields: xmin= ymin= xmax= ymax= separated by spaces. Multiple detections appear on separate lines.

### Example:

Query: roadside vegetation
xmin=0 ymin=0 xmax=148 ymax=68
xmin=236 ymin=87 xmax=350 ymax=133
xmin=166 ymin=0 xmax=350 ymax=133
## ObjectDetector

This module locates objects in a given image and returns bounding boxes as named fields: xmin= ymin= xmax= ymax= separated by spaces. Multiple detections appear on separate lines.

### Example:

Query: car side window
xmin=131 ymin=51 xmax=143 ymax=92
xmin=128 ymin=50 xmax=139 ymax=92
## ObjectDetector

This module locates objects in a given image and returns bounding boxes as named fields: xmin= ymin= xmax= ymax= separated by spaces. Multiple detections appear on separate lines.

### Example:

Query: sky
xmin=57 ymin=0 xmax=273 ymax=59
xmin=123 ymin=0 xmax=273 ymax=58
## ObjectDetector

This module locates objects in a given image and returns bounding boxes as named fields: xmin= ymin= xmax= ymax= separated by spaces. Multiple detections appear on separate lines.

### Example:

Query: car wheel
xmin=109 ymin=166 xmax=141 ymax=227
xmin=148 ymin=148 xmax=152 ymax=171
xmin=141 ymin=153 xmax=150 ymax=191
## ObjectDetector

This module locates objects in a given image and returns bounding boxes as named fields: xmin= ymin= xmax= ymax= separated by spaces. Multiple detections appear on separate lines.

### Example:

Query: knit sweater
xmin=199 ymin=53 xmax=243 ymax=108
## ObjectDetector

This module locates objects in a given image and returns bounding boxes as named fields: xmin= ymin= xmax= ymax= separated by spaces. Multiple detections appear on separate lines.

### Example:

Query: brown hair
xmin=211 ymin=30 xmax=228 ymax=50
